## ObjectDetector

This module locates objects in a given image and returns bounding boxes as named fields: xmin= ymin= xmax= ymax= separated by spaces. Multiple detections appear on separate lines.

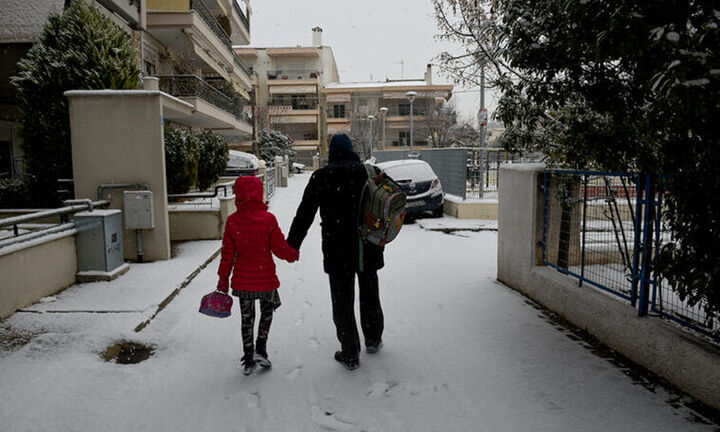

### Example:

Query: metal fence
xmin=373 ymin=149 xmax=468 ymax=199
xmin=467 ymin=148 xmax=545 ymax=199
xmin=542 ymin=170 xmax=719 ymax=343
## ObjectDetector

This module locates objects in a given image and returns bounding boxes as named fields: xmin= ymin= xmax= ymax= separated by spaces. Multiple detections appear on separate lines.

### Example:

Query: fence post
xmin=478 ymin=148 xmax=486 ymax=198
xmin=580 ymin=174 xmax=589 ymax=287
xmin=637 ymin=174 xmax=655 ymax=317
xmin=630 ymin=175 xmax=644 ymax=307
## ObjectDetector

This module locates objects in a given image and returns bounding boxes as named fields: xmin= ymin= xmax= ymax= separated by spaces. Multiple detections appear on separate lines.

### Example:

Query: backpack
xmin=358 ymin=164 xmax=407 ymax=247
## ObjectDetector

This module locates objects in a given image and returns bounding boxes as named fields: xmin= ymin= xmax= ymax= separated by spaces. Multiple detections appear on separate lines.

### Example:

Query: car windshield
xmin=381 ymin=162 xmax=436 ymax=182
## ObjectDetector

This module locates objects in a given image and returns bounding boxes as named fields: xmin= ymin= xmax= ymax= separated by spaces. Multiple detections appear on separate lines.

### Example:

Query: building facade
xmin=236 ymin=29 xmax=453 ymax=163
xmin=323 ymin=66 xmax=453 ymax=151
xmin=234 ymin=27 xmax=339 ymax=162
xmin=0 ymin=0 xmax=254 ymax=179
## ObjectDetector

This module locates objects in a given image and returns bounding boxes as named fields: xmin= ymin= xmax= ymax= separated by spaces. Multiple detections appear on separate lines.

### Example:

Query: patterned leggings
xmin=240 ymin=299 xmax=274 ymax=356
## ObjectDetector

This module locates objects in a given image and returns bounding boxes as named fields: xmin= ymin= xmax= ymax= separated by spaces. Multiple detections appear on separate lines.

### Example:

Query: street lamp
xmin=367 ymin=115 xmax=376 ymax=159
xmin=379 ymin=106 xmax=388 ymax=150
xmin=405 ymin=90 xmax=417 ymax=155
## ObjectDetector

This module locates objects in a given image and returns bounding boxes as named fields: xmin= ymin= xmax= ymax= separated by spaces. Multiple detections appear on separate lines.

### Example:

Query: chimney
xmin=312 ymin=26 xmax=323 ymax=47
xmin=424 ymin=64 xmax=433 ymax=84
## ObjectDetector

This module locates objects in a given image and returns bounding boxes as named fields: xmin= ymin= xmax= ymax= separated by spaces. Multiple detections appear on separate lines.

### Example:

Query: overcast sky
xmin=249 ymin=0 xmax=498 ymax=126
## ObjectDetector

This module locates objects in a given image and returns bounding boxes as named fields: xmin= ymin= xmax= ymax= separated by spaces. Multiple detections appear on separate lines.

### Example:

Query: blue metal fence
xmin=541 ymin=170 xmax=719 ymax=343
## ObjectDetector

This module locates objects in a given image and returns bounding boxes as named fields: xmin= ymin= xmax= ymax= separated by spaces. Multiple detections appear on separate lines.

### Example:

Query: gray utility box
xmin=124 ymin=190 xmax=154 ymax=229
xmin=74 ymin=210 xmax=124 ymax=272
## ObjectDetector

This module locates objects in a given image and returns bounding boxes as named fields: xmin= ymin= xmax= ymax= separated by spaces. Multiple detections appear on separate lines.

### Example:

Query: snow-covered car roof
xmin=376 ymin=159 xmax=438 ymax=182
xmin=228 ymin=150 xmax=259 ymax=169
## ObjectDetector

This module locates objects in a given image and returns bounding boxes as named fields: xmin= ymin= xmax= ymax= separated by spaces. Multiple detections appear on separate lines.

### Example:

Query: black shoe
xmin=241 ymin=353 xmax=256 ymax=376
xmin=365 ymin=340 xmax=383 ymax=354
xmin=334 ymin=351 xmax=359 ymax=370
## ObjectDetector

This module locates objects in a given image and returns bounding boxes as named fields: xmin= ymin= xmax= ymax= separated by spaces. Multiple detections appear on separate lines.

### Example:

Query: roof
xmin=323 ymin=80 xmax=453 ymax=95
xmin=0 ymin=0 xmax=63 ymax=43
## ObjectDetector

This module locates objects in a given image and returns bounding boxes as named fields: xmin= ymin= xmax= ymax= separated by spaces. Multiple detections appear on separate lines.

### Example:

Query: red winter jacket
xmin=217 ymin=176 xmax=298 ymax=293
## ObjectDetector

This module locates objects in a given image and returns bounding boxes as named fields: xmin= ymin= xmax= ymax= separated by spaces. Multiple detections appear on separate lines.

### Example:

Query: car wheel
xmin=432 ymin=204 xmax=444 ymax=218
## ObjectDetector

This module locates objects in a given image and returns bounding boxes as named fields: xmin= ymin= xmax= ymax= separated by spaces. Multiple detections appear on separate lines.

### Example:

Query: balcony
xmin=158 ymin=75 xmax=251 ymax=137
xmin=146 ymin=0 xmax=252 ymax=89
xmin=96 ymin=0 xmax=144 ymax=28
xmin=231 ymin=0 xmax=250 ymax=44
xmin=267 ymin=70 xmax=320 ymax=81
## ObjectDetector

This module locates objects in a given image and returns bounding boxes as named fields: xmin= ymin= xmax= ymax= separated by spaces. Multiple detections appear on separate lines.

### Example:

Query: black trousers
xmin=328 ymin=270 xmax=383 ymax=358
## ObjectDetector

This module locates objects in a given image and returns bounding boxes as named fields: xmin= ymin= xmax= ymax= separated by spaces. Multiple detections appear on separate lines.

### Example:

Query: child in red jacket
xmin=217 ymin=176 xmax=299 ymax=375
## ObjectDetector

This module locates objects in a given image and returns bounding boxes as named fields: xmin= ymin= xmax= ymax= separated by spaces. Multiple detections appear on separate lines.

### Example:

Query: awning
xmin=269 ymin=85 xmax=317 ymax=94
xmin=326 ymin=93 xmax=351 ymax=103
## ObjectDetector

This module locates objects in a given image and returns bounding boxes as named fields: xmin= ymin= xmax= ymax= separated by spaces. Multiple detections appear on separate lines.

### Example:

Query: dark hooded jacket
xmin=287 ymin=135 xmax=384 ymax=274
xmin=217 ymin=176 xmax=298 ymax=293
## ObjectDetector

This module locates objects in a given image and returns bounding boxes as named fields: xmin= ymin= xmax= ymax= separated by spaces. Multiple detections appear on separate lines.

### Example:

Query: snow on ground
xmin=0 ymin=173 xmax=717 ymax=431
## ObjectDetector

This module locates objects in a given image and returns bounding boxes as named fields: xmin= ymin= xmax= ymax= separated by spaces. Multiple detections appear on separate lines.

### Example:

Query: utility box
xmin=74 ymin=210 xmax=124 ymax=272
xmin=124 ymin=190 xmax=154 ymax=229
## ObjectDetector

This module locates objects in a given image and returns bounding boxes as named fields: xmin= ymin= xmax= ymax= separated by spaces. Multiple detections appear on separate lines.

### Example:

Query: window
xmin=330 ymin=104 xmax=345 ymax=118
xmin=398 ymin=103 xmax=410 ymax=116
xmin=142 ymin=41 xmax=158 ymax=76
xmin=398 ymin=131 xmax=410 ymax=147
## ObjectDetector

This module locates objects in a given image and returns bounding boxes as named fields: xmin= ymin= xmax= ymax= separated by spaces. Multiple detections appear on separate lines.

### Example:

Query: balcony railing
xmin=267 ymin=70 xmax=320 ymax=80
xmin=233 ymin=54 xmax=250 ymax=76
xmin=190 ymin=0 xmax=231 ymax=47
xmin=232 ymin=0 xmax=250 ymax=32
xmin=158 ymin=75 xmax=243 ymax=118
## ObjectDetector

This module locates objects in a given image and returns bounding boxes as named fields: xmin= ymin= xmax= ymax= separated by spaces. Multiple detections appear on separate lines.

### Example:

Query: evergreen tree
xmin=196 ymin=130 xmax=228 ymax=191
xmin=434 ymin=0 xmax=720 ymax=317
xmin=12 ymin=1 xmax=139 ymax=207
xmin=254 ymin=129 xmax=296 ymax=163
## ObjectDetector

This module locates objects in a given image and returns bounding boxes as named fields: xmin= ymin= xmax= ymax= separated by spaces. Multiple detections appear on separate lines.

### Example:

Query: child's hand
xmin=289 ymin=248 xmax=300 ymax=263
xmin=217 ymin=280 xmax=229 ymax=293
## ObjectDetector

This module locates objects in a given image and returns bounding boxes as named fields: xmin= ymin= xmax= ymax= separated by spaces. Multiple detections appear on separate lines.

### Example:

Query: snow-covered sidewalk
xmin=0 ymin=172 xmax=716 ymax=432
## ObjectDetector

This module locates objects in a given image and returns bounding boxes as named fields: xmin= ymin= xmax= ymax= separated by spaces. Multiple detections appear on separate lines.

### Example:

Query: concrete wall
xmin=0 ymin=232 xmax=77 ymax=318
xmin=168 ymin=195 xmax=235 ymax=241
xmin=444 ymin=196 xmax=497 ymax=219
xmin=66 ymin=90 xmax=171 ymax=261
xmin=497 ymin=163 xmax=720 ymax=411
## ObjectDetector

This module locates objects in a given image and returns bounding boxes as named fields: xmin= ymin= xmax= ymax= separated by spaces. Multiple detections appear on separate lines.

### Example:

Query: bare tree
xmin=418 ymin=101 xmax=459 ymax=148
xmin=348 ymin=107 xmax=378 ymax=161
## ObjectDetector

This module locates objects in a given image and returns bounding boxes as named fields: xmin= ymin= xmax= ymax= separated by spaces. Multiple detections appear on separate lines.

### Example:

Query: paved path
xmin=0 ymin=172 xmax=717 ymax=432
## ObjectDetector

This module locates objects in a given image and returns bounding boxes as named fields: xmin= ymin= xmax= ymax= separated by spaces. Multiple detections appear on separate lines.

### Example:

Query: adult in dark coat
xmin=287 ymin=134 xmax=384 ymax=370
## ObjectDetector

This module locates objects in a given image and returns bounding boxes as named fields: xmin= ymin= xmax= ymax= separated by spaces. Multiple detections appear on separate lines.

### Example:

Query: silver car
xmin=376 ymin=159 xmax=444 ymax=218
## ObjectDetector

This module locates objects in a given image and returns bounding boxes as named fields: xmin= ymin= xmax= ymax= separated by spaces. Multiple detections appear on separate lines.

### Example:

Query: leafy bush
xmin=254 ymin=129 xmax=296 ymax=163
xmin=0 ymin=177 xmax=31 ymax=209
xmin=164 ymin=127 xmax=200 ymax=195
xmin=11 ymin=1 xmax=139 ymax=207
xmin=195 ymin=130 xmax=228 ymax=191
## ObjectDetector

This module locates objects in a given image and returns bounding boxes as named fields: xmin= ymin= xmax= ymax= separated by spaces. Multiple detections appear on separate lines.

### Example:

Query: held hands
xmin=288 ymin=247 xmax=300 ymax=263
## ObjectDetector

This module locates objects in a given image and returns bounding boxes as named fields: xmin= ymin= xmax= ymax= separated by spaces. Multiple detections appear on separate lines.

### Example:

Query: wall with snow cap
xmin=497 ymin=163 xmax=720 ymax=411
xmin=0 ymin=231 xmax=77 ymax=318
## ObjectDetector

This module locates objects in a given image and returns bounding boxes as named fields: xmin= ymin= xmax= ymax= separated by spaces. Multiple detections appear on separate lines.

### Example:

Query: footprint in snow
xmin=310 ymin=406 xmax=354 ymax=431
xmin=367 ymin=381 xmax=399 ymax=400
xmin=309 ymin=338 xmax=319 ymax=352
xmin=285 ymin=366 xmax=302 ymax=381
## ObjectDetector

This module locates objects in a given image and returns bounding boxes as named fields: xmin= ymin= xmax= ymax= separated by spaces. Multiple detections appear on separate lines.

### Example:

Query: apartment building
xmin=323 ymin=65 xmax=453 ymax=150
xmin=234 ymin=27 xmax=339 ymax=161
xmin=0 ymin=0 xmax=254 ymax=178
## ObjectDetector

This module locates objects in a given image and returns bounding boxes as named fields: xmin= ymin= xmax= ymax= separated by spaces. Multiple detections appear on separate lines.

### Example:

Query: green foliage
xmin=195 ymin=130 xmax=228 ymax=191
xmin=0 ymin=177 xmax=31 ymax=208
xmin=11 ymin=1 xmax=140 ymax=207
xmin=253 ymin=129 xmax=296 ymax=163
xmin=164 ymin=127 xmax=200 ymax=195
xmin=435 ymin=0 xmax=720 ymax=316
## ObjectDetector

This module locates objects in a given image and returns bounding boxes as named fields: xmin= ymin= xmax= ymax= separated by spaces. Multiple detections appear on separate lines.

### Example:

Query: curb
xmin=134 ymin=247 xmax=222 ymax=332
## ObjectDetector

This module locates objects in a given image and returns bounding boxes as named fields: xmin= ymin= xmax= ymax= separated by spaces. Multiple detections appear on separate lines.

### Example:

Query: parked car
xmin=225 ymin=150 xmax=259 ymax=176
xmin=375 ymin=159 xmax=444 ymax=218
